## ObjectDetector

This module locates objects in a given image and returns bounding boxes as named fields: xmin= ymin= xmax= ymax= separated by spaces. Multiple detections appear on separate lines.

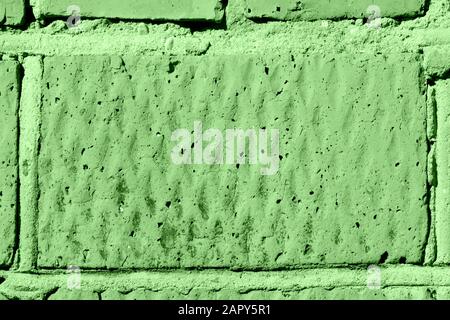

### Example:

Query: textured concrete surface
xmin=1 ymin=0 xmax=450 ymax=300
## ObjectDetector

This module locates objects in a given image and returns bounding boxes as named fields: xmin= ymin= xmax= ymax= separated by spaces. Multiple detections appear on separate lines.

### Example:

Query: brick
xmin=244 ymin=0 xmax=425 ymax=20
xmin=37 ymin=0 xmax=224 ymax=22
xmin=0 ymin=0 xmax=25 ymax=25
xmin=37 ymin=53 xmax=427 ymax=269
xmin=434 ymin=80 xmax=450 ymax=264
xmin=424 ymin=46 xmax=450 ymax=78
xmin=0 ymin=60 xmax=19 ymax=267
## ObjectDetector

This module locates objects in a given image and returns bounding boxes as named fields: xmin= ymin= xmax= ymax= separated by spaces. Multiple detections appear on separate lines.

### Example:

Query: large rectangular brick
xmin=0 ymin=0 xmax=25 ymax=25
xmin=37 ymin=53 xmax=427 ymax=269
xmin=245 ymin=0 xmax=425 ymax=20
xmin=0 ymin=60 xmax=20 ymax=267
xmin=37 ymin=0 xmax=224 ymax=22
xmin=434 ymin=80 xmax=450 ymax=264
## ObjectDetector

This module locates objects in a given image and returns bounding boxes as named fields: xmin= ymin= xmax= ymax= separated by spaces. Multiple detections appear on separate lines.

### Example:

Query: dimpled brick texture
xmin=0 ymin=60 xmax=19 ymax=267
xmin=244 ymin=0 xmax=425 ymax=20
xmin=36 ymin=53 xmax=427 ymax=269
xmin=0 ymin=0 xmax=25 ymax=25
xmin=37 ymin=0 xmax=224 ymax=22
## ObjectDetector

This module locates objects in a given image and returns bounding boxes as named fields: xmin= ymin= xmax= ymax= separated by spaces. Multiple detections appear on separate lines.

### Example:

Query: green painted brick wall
xmin=0 ymin=0 xmax=450 ymax=300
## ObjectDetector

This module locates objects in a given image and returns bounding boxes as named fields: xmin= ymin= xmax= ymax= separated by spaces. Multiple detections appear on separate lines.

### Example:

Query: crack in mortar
xmin=34 ymin=58 xmax=43 ymax=271
xmin=426 ymin=86 xmax=438 ymax=265
xmin=420 ymin=79 xmax=437 ymax=265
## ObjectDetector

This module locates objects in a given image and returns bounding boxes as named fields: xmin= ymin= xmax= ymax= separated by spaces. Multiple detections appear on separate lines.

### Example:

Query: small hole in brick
xmin=379 ymin=251 xmax=389 ymax=264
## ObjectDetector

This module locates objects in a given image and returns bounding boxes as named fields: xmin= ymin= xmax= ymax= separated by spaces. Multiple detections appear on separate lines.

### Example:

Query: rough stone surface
xmin=37 ymin=53 xmax=427 ymax=269
xmin=0 ymin=60 xmax=19 ymax=268
xmin=36 ymin=0 xmax=224 ymax=22
xmin=0 ymin=0 xmax=25 ymax=25
xmin=244 ymin=0 xmax=426 ymax=20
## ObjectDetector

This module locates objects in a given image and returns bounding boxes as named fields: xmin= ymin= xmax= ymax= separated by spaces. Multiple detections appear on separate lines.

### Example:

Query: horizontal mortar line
xmin=3 ymin=267 xmax=450 ymax=290
xmin=0 ymin=28 xmax=450 ymax=56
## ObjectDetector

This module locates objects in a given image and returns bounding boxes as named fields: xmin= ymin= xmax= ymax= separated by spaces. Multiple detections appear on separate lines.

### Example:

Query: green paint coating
xmin=18 ymin=56 xmax=43 ymax=271
xmin=37 ymin=53 xmax=427 ymax=269
xmin=37 ymin=0 xmax=224 ymax=22
xmin=2 ymin=267 xmax=450 ymax=300
xmin=0 ymin=60 xmax=19 ymax=267
xmin=245 ymin=0 xmax=426 ymax=20
xmin=0 ymin=0 xmax=25 ymax=25
xmin=434 ymin=81 xmax=450 ymax=264
xmin=0 ymin=0 xmax=450 ymax=301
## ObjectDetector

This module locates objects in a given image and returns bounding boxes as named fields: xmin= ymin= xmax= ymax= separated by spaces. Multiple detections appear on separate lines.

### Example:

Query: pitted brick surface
xmin=0 ymin=60 xmax=19 ymax=267
xmin=37 ymin=53 xmax=427 ymax=269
